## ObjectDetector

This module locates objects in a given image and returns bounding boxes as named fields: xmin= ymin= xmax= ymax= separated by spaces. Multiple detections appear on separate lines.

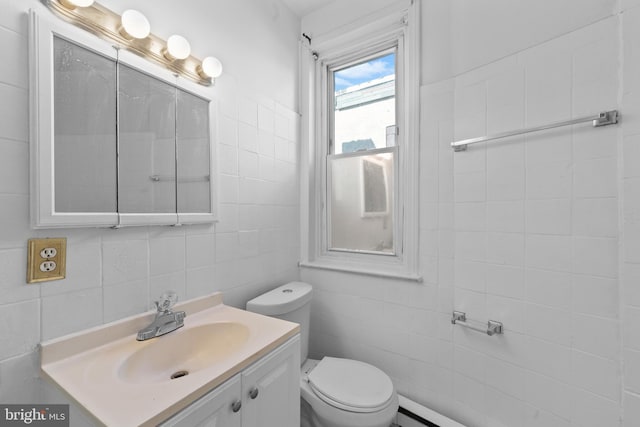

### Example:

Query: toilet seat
xmin=306 ymin=357 xmax=394 ymax=413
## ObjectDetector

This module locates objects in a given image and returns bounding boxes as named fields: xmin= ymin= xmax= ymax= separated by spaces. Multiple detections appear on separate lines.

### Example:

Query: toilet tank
xmin=246 ymin=282 xmax=312 ymax=363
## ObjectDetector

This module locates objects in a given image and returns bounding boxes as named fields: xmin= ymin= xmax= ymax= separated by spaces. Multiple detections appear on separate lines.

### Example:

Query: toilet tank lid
xmin=246 ymin=282 xmax=313 ymax=316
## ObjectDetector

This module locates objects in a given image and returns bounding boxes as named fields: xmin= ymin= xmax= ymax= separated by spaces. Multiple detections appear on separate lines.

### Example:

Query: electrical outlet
xmin=40 ymin=261 xmax=57 ymax=272
xmin=40 ymin=247 xmax=57 ymax=259
xmin=27 ymin=238 xmax=66 ymax=283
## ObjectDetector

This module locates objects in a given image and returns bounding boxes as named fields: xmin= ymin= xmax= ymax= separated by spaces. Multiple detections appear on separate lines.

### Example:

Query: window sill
xmin=298 ymin=261 xmax=423 ymax=282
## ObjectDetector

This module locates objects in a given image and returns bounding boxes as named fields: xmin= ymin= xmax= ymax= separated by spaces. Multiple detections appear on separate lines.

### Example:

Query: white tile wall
xmin=4 ymin=0 xmax=640 ymax=425
xmin=571 ymin=389 xmax=620 ymax=427
xmin=623 ymin=3 xmax=640 ymax=427
xmin=449 ymin=12 xmax=623 ymax=426
xmin=624 ymin=393 xmax=640 ymax=427
xmin=0 ymin=0 xmax=300 ymax=410
xmin=302 ymin=1 xmax=640 ymax=427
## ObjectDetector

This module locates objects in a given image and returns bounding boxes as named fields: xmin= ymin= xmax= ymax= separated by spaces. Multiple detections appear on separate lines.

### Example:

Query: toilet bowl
xmin=300 ymin=358 xmax=398 ymax=427
xmin=246 ymin=282 xmax=399 ymax=427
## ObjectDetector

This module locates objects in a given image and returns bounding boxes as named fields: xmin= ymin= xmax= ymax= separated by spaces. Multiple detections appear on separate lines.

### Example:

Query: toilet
xmin=246 ymin=282 xmax=398 ymax=427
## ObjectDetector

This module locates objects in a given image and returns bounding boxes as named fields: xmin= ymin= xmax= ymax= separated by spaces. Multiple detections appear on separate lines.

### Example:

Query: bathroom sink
xmin=40 ymin=293 xmax=300 ymax=426
xmin=118 ymin=322 xmax=250 ymax=384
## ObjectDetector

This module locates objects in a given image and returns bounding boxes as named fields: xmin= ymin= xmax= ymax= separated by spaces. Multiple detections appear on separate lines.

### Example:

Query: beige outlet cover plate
xmin=27 ymin=238 xmax=67 ymax=284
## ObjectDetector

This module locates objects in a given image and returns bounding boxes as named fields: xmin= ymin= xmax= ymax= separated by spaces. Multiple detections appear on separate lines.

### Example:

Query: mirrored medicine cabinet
xmin=29 ymin=10 xmax=217 ymax=228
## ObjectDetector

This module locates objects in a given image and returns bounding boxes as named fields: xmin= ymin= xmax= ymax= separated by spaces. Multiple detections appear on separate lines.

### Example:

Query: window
xmin=328 ymin=51 xmax=397 ymax=255
xmin=300 ymin=2 xmax=420 ymax=280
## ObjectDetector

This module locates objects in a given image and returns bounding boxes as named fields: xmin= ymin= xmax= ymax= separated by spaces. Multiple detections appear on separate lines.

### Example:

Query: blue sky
xmin=334 ymin=53 xmax=395 ymax=91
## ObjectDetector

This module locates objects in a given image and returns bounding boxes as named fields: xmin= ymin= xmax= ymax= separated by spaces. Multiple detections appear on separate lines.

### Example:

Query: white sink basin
xmin=40 ymin=293 xmax=300 ymax=427
xmin=118 ymin=322 xmax=250 ymax=384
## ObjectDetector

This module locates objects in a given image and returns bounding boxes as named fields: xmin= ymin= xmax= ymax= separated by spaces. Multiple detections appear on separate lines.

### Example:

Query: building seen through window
xmin=328 ymin=51 xmax=396 ymax=254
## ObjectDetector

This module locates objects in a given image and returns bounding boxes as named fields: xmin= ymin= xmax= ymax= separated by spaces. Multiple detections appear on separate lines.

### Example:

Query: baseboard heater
xmin=398 ymin=406 xmax=440 ymax=427
xmin=397 ymin=395 xmax=467 ymax=427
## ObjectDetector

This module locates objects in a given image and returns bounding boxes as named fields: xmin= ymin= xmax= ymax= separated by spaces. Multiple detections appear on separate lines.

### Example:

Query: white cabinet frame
xmin=30 ymin=9 xmax=119 ymax=228
xmin=29 ymin=10 xmax=218 ymax=229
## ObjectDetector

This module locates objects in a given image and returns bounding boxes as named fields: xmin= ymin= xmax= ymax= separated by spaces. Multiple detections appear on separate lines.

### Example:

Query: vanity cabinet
xmin=241 ymin=335 xmax=301 ymax=427
xmin=161 ymin=375 xmax=242 ymax=427
xmin=161 ymin=336 xmax=300 ymax=427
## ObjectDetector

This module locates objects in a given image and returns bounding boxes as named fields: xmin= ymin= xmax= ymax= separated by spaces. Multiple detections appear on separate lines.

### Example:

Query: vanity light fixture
xmin=198 ymin=56 xmax=223 ymax=79
xmin=119 ymin=9 xmax=151 ymax=40
xmin=43 ymin=0 xmax=222 ymax=86
xmin=164 ymin=35 xmax=191 ymax=61
xmin=58 ymin=0 xmax=94 ymax=9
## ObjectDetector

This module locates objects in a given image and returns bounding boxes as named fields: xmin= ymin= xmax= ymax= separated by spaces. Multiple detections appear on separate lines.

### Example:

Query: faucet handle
xmin=155 ymin=291 xmax=178 ymax=313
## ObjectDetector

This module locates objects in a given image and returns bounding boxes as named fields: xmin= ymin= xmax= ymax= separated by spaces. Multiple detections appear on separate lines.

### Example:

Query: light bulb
xmin=58 ymin=0 xmax=94 ymax=9
xmin=119 ymin=10 xmax=150 ymax=40
xmin=164 ymin=35 xmax=191 ymax=61
xmin=198 ymin=56 xmax=223 ymax=79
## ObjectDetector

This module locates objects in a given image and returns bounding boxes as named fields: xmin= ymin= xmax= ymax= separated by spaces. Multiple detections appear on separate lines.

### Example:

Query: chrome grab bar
xmin=451 ymin=110 xmax=619 ymax=152
xmin=451 ymin=311 xmax=503 ymax=336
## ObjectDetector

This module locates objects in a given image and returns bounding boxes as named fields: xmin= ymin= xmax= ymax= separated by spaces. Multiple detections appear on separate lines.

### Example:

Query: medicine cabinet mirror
xmin=30 ymin=10 xmax=217 ymax=228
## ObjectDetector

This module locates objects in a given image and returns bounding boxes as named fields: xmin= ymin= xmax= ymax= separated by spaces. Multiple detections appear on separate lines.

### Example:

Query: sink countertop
xmin=39 ymin=293 xmax=300 ymax=427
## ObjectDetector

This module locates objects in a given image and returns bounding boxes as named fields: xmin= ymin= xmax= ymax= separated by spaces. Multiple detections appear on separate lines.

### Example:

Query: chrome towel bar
xmin=451 ymin=311 xmax=503 ymax=336
xmin=149 ymin=174 xmax=210 ymax=183
xmin=451 ymin=110 xmax=619 ymax=152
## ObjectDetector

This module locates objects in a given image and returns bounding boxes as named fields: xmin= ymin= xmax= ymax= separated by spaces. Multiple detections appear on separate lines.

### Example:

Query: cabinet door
xmin=176 ymin=89 xmax=211 ymax=214
xmin=241 ymin=337 xmax=301 ymax=427
xmin=160 ymin=375 xmax=242 ymax=427
xmin=53 ymin=36 xmax=118 ymax=215
xmin=117 ymin=62 xmax=178 ymax=226
xmin=30 ymin=10 xmax=120 ymax=228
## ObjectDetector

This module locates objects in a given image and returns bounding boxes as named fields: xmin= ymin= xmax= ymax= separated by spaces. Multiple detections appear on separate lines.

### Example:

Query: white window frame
xmin=299 ymin=1 xmax=421 ymax=281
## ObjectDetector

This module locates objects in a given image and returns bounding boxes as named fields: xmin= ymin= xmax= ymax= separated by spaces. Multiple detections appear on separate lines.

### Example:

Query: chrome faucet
xmin=137 ymin=291 xmax=186 ymax=341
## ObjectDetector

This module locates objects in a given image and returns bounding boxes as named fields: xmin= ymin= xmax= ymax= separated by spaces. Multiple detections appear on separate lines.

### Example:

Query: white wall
xmin=450 ymin=0 xmax=618 ymax=75
xmin=0 ymin=0 xmax=301 ymax=417
xmin=301 ymin=0 xmax=409 ymax=40
xmin=447 ymin=14 xmax=620 ymax=427
xmin=302 ymin=1 xmax=640 ymax=426
xmin=622 ymin=2 xmax=640 ymax=426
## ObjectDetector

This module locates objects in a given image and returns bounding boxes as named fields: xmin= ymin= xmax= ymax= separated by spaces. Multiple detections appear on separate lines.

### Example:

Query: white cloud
xmin=334 ymin=76 xmax=352 ymax=88
xmin=336 ymin=59 xmax=393 ymax=80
